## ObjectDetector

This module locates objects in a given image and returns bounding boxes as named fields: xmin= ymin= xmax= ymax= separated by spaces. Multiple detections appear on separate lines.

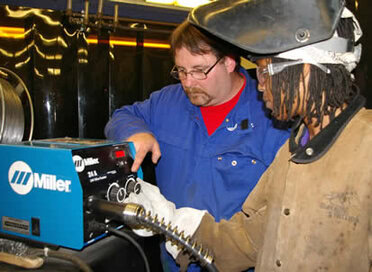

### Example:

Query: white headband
xmin=276 ymin=7 xmax=362 ymax=73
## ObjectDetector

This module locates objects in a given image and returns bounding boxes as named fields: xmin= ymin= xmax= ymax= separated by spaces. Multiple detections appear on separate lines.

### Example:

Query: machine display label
xmin=8 ymin=161 xmax=71 ymax=195
xmin=2 ymin=216 xmax=30 ymax=235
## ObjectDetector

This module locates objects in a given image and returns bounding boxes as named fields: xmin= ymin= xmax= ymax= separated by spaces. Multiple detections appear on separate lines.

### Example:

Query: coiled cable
xmin=87 ymin=197 xmax=218 ymax=272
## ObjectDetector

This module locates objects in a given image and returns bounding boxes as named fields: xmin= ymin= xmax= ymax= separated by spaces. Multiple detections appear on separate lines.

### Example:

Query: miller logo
xmin=8 ymin=161 xmax=33 ymax=195
xmin=73 ymin=155 xmax=85 ymax=172
xmin=72 ymin=155 xmax=99 ymax=173
xmin=8 ymin=161 xmax=71 ymax=195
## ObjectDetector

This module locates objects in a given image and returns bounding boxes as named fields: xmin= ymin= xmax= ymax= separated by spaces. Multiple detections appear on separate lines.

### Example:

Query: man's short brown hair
xmin=170 ymin=21 xmax=241 ymax=70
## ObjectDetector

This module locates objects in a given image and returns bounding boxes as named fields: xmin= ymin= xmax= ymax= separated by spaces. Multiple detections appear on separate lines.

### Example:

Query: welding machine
xmin=0 ymin=138 xmax=143 ymax=250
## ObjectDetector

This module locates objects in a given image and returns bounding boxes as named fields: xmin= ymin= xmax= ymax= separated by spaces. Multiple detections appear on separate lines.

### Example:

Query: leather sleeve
xmin=177 ymin=206 xmax=266 ymax=272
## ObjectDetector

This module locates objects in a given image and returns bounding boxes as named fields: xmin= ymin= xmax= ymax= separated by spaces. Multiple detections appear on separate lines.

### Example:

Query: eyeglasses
xmin=170 ymin=57 xmax=222 ymax=81
xmin=256 ymin=59 xmax=331 ymax=85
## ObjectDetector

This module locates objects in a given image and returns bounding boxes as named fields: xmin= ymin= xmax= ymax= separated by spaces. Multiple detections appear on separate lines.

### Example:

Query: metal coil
xmin=0 ymin=78 xmax=24 ymax=143
xmin=0 ymin=68 xmax=34 ymax=143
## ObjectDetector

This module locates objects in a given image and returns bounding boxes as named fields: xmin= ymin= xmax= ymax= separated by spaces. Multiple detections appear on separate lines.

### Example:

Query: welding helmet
xmin=188 ymin=0 xmax=362 ymax=72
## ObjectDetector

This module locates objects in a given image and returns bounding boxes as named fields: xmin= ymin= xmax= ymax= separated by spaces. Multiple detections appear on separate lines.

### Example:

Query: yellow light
xmin=5 ymin=6 xmax=60 ymax=26
xmin=34 ymin=44 xmax=63 ymax=60
xmin=14 ymin=46 xmax=28 ymax=57
xmin=78 ymin=58 xmax=88 ymax=64
xmin=143 ymin=42 xmax=170 ymax=49
xmin=86 ymin=38 xmax=98 ymax=44
xmin=15 ymin=56 xmax=31 ymax=68
xmin=109 ymin=51 xmax=115 ymax=60
xmin=87 ymin=36 xmax=170 ymax=49
xmin=0 ymin=26 xmax=25 ymax=39
xmin=0 ymin=32 xmax=24 ymax=39
xmin=34 ymin=68 xmax=44 ymax=78
xmin=36 ymin=33 xmax=68 ymax=48
xmin=0 ymin=47 xmax=13 ymax=57
xmin=78 ymin=48 xmax=88 ymax=56
xmin=47 ymin=68 xmax=61 ymax=76
xmin=175 ymin=0 xmax=211 ymax=8
xmin=110 ymin=39 xmax=137 ymax=46
xmin=115 ymin=0 xmax=212 ymax=9
xmin=0 ymin=26 xmax=24 ymax=33
xmin=146 ymin=0 xmax=175 ymax=3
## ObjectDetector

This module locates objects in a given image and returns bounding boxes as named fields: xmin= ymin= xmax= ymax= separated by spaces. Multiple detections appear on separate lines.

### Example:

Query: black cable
xmin=108 ymin=227 xmax=151 ymax=272
xmin=31 ymin=248 xmax=93 ymax=272
xmin=86 ymin=198 xmax=217 ymax=272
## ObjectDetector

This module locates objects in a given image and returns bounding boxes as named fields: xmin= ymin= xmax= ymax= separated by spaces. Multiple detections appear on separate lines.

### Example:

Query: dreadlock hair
xmin=270 ymin=17 xmax=359 ymax=127
xmin=170 ymin=20 xmax=241 ymax=72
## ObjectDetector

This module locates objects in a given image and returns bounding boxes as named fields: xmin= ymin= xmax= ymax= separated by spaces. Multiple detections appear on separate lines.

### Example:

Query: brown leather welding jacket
xmin=179 ymin=95 xmax=372 ymax=272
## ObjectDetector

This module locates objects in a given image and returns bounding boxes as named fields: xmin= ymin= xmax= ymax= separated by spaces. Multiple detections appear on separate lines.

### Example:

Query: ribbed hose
xmin=87 ymin=197 xmax=218 ymax=272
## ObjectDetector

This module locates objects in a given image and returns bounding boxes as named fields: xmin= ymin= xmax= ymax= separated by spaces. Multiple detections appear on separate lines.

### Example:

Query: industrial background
xmin=0 ymin=0 xmax=370 ymax=142
xmin=0 ymin=0 xmax=371 ymax=271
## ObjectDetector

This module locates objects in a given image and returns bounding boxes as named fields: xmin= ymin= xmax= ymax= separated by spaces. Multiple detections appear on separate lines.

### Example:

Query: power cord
xmin=91 ymin=221 xmax=150 ymax=272
xmin=108 ymin=227 xmax=151 ymax=272
xmin=31 ymin=248 xmax=93 ymax=272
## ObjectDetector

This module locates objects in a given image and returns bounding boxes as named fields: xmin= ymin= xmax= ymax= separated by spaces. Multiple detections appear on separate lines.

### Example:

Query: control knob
xmin=107 ymin=183 xmax=126 ymax=203
xmin=124 ymin=177 xmax=141 ymax=195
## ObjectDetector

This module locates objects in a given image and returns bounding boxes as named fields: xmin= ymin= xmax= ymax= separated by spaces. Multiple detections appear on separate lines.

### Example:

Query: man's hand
xmin=126 ymin=132 xmax=161 ymax=172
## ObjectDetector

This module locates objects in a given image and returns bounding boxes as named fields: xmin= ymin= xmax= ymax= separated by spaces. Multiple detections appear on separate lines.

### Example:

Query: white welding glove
xmin=124 ymin=178 xmax=176 ymax=237
xmin=124 ymin=178 xmax=206 ymax=259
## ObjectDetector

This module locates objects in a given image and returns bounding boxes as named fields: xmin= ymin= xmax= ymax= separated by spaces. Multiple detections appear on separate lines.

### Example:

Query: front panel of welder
xmin=0 ymin=145 xmax=84 ymax=249
xmin=71 ymin=142 xmax=143 ymax=244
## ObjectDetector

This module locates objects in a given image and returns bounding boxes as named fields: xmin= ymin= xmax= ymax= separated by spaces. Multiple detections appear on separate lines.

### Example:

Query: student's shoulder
xmin=354 ymin=108 xmax=372 ymax=127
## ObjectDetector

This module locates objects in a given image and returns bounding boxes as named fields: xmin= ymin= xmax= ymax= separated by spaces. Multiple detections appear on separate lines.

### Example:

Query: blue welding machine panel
xmin=0 ymin=144 xmax=84 ymax=249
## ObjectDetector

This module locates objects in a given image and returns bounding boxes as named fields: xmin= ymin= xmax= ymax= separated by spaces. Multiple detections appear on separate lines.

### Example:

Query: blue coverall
xmin=105 ymin=68 xmax=289 ymax=271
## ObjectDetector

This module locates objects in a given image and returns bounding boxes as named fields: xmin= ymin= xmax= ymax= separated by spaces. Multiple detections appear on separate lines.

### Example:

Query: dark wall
xmin=0 ymin=5 xmax=177 ymax=140
xmin=349 ymin=0 xmax=372 ymax=109
xmin=0 ymin=0 xmax=188 ymax=24
xmin=0 ymin=0 xmax=371 ymax=141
